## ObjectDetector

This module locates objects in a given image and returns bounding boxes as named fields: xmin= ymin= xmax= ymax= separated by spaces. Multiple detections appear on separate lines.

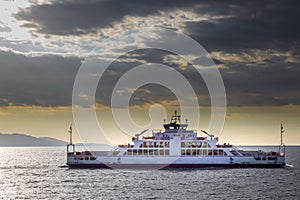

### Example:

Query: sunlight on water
xmin=0 ymin=146 xmax=299 ymax=199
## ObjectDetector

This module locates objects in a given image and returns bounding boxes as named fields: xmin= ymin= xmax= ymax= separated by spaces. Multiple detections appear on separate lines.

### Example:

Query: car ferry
xmin=67 ymin=111 xmax=285 ymax=169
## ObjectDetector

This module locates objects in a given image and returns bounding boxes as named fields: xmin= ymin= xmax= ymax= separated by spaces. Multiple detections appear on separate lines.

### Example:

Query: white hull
xmin=67 ymin=154 xmax=285 ymax=168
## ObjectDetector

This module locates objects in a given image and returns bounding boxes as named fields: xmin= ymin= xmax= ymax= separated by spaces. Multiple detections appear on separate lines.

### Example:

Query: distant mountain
xmin=0 ymin=133 xmax=115 ymax=148
xmin=0 ymin=133 xmax=66 ymax=146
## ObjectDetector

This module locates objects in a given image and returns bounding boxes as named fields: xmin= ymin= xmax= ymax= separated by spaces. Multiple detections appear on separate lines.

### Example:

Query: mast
xmin=278 ymin=123 xmax=285 ymax=156
xmin=280 ymin=123 xmax=284 ymax=146
xmin=172 ymin=110 xmax=181 ymax=124
xmin=69 ymin=123 xmax=73 ymax=145
xmin=67 ymin=123 xmax=75 ymax=153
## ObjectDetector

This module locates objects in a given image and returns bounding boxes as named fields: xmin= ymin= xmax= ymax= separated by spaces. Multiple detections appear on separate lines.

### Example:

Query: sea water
xmin=0 ymin=146 xmax=299 ymax=199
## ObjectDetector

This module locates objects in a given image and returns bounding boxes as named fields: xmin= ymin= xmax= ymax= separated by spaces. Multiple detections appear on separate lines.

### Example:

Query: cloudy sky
xmin=0 ymin=0 xmax=299 ymax=145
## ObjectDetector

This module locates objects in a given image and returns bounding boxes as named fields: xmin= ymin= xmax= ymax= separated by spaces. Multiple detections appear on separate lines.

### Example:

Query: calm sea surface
xmin=0 ymin=146 xmax=299 ymax=199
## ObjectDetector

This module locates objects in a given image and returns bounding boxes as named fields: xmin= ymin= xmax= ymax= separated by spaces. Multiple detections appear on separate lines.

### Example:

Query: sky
xmin=0 ymin=0 xmax=299 ymax=145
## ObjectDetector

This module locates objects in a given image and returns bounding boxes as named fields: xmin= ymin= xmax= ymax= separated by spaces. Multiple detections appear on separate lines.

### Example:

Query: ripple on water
xmin=0 ymin=146 xmax=299 ymax=199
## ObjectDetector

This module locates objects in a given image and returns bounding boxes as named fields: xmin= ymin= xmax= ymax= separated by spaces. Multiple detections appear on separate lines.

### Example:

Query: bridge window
xmin=202 ymin=142 xmax=211 ymax=148
xmin=165 ymin=150 xmax=169 ymax=155
xmin=197 ymin=150 xmax=203 ymax=155
xmin=165 ymin=142 xmax=170 ymax=147
xmin=159 ymin=150 xmax=164 ymax=155
xmin=127 ymin=149 xmax=132 ymax=155
xmin=132 ymin=149 xmax=137 ymax=155
xmin=181 ymin=142 xmax=185 ymax=147
xmin=192 ymin=150 xmax=197 ymax=155
xmin=181 ymin=150 xmax=185 ymax=155
xmin=150 ymin=150 xmax=154 ymax=155
xmin=213 ymin=150 xmax=219 ymax=156
xmin=218 ymin=149 xmax=224 ymax=156
xmin=186 ymin=149 xmax=191 ymax=155
xmin=192 ymin=142 xmax=196 ymax=147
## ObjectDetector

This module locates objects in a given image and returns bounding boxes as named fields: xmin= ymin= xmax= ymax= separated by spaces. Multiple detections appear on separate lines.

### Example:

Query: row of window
xmin=254 ymin=156 xmax=277 ymax=161
xmin=124 ymin=149 xmax=228 ymax=156
xmin=139 ymin=142 xmax=170 ymax=148
xmin=138 ymin=141 xmax=213 ymax=148
xmin=181 ymin=149 xmax=227 ymax=156
xmin=124 ymin=149 xmax=170 ymax=156
xmin=74 ymin=156 xmax=97 ymax=160
xmin=181 ymin=142 xmax=211 ymax=148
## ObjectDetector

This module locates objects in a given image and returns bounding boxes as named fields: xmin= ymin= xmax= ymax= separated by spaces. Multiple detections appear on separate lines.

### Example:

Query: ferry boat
xmin=67 ymin=111 xmax=286 ymax=169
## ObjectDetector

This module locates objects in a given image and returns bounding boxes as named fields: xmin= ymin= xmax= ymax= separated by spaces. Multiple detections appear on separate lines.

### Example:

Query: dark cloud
xmin=96 ymin=49 xmax=300 ymax=107
xmin=185 ymin=1 xmax=300 ymax=52
xmin=14 ymin=0 xmax=300 ymax=52
xmin=4 ymin=0 xmax=300 ymax=107
xmin=0 ymin=50 xmax=81 ymax=106
xmin=0 ymin=49 xmax=299 ymax=107
xmin=213 ymin=51 xmax=300 ymax=106
xmin=96 ymin=49 xmax=209 ymax=107
xmin=15 ymin=0 xmax=198 ymax=35
xmin=0 ymin=49 xmax=204 ymax=107
xmin=221 ymin=63 xmax=300 ymax=106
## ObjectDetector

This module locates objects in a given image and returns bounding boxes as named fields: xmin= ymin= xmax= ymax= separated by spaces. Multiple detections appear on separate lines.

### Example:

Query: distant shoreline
xmin=0 ymin=133 xmax=111 ymax=147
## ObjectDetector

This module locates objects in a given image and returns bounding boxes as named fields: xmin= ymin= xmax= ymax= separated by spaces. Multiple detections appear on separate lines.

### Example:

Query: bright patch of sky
xmin=0 ymin=0 xmax=48 ymax=54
